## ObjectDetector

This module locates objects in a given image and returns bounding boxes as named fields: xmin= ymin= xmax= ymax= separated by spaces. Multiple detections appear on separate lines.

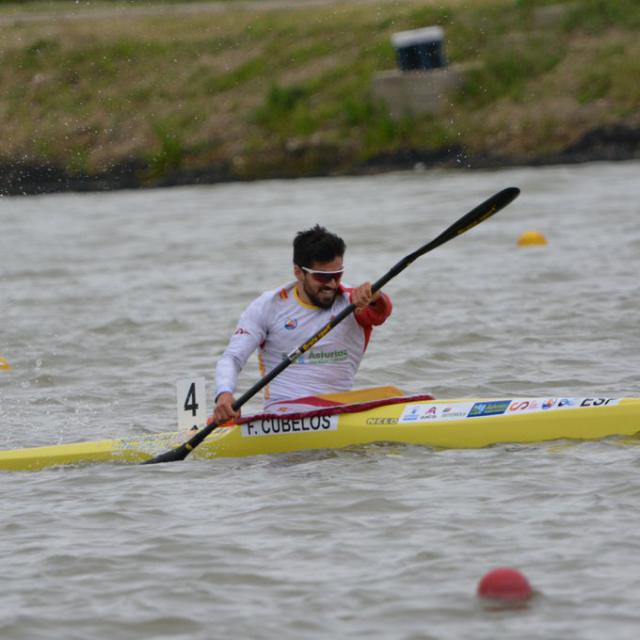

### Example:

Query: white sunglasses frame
xmin=300 ymin=265 xmax=345 ymax=281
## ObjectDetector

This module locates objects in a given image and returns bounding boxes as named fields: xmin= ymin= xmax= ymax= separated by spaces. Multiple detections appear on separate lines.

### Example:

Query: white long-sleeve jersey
xmin=215 ymin=282 xmax=391 ymax=409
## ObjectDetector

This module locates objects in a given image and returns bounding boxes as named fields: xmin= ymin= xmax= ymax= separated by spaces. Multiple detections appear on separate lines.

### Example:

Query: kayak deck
xmin=2 ymin=394 xmax=640 ymax=472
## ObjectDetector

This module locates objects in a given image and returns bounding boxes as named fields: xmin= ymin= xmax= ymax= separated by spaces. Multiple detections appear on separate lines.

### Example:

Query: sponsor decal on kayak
xmin=400 ymin=405 xmax=437 ymax=422
xmin=441 ymin=406 xmax=470 ymax=419
xmin=241 ymin=415 xmax=338 ymax=437
xmin=509 ymin=400 xmax=538 ymax=412
xmin=394 ymin=398 xmax=623 ymax=425
xmin=366 ymin=417 xmax=399 ymax=425
xmin=580 ymin=398 xmax=619 ymax=407
xmin=468 ymin=400 xmax=511 ymax=418
xmin=399 ymin=402 xmax=475 ymax=423
xmin=507 ymin=398 xmax=620 ymax=413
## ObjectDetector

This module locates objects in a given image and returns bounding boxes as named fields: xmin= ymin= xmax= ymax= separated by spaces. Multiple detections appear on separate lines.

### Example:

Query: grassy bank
xmin=1 ymin=0 xmax=639 ymax=193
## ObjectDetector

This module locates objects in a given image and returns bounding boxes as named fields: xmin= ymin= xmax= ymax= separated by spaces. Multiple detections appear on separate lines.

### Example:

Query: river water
xmin=1 ymin=162 xmax=639 ymax=639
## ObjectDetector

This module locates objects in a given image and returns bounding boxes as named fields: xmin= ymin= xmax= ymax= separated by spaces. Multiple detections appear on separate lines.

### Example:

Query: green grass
xmin=563 ymin=0 xmax=640 ymax=32
xmin=576 ymin=41 xmax=640 ymax=111
xmin=252 ymin=83 xmax=312 ymax=134
xmin=147 ymin=120 xmax=185 ymax=176
xmin=457 ymin=33 xmax=566 ymax=107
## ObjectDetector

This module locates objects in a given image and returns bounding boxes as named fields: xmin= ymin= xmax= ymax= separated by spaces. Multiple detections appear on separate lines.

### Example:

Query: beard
xmin=303 ymin=281 xmax=339 ymax=309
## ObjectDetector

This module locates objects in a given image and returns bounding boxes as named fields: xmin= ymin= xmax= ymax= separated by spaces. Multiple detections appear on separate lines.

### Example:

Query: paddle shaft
xmin=143 ymin=186 xmax=520 ymax=464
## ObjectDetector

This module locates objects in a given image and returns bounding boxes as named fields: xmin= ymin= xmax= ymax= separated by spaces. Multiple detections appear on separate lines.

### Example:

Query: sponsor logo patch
xmin=398 ymin=403 xmax=474 ymax=423
xmin=468 ymin=400 xmax=511 ymax=418
xmin=401 ymin=406 xmax=422 ymax=422
xmin=289 ymin=349 xmax=349 ymax=364
xmin=284 ymin=318 xmax=298 ymax=330
xmin=441 ymin=406 xmax=469 ymax=419
xmin=366 ymin=417 xmax=399 ymax=425
xmin=395 ymin=397 xmax=623 ymax=424
xmin=580 ymin=398 xmax=618 ymax=407
xmin=500 ymin=398 xmax=620 ymax=414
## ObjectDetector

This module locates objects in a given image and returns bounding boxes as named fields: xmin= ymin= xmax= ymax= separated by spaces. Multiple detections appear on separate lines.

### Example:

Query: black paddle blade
xmin=372 ymin=187 xmax=520 ymax=293
xmin=451 ymin=186 xmax=520 ymax=237
xmin=418 ymin=187 xmax=520 ymax=257
xmin=142 ymin=423 xmax=214 ymax=464
xmin=141 ymin=444 xmax=191 ymax=464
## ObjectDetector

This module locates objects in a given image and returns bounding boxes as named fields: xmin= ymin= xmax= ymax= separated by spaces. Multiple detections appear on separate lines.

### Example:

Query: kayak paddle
xmin=143 ymin=186 xmax=520 ymax=465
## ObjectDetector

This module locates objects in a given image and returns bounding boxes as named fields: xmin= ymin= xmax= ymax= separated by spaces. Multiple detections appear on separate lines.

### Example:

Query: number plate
xmin=176 ymin=377 xmax=207 ymax=430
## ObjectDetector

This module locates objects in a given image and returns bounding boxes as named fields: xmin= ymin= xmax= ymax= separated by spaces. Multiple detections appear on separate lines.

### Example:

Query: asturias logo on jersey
xmin=284 ymin=318 xmax=298 ymax=330
xmin=283 ymin=349 xmax=348 ymax=364
xmin=305 ymin=350 xmax=348 ymax=364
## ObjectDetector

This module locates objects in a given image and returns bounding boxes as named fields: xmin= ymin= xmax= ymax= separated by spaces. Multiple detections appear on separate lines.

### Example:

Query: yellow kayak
xmin=2 ymin=387 xmax=640 ymax=472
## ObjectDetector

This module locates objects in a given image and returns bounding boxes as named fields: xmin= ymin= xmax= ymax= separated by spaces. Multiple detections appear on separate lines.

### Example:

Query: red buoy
xmin=477 ymin=567 xmax=533 ymax=602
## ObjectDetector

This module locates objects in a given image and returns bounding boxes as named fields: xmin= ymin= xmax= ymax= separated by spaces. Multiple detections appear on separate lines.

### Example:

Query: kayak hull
xmin=2 ymin=395 xmax=640 ymax=471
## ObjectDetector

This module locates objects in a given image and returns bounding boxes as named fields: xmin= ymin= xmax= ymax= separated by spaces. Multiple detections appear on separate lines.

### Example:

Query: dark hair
xmin=293 ymin=224 xmax=346 ymax=267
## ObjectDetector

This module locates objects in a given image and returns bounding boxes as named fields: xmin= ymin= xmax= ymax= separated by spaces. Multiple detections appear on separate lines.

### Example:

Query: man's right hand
xmin=213 ymin=392 xmax=240 ymax=424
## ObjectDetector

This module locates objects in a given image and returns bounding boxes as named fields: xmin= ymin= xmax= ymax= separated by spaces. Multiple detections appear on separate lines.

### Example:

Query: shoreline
xmin=2 ymin=124 xmax=639 ymax=197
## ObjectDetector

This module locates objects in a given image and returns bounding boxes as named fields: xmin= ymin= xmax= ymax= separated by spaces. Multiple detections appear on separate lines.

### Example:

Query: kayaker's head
xmin=293 ymin=224 xmax=346 ymax=309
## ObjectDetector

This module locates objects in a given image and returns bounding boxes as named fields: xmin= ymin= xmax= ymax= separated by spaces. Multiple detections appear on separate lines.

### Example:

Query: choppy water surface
xmin=1 ymin=162 xmax=640 ymax=639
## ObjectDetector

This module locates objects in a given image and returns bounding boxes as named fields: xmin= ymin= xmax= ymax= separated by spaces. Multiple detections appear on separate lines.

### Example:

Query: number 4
xmin=184 ymin=382 xmax=199 ymax=416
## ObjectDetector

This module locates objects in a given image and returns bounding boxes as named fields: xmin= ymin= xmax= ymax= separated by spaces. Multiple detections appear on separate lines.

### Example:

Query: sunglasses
xmin=301 ymin=265 xmax=344 ymax=284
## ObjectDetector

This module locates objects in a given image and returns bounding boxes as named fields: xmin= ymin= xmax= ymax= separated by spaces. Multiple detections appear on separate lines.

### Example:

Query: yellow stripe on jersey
xmin=258 ymin=352 xmax=270 ymax=400
xmin=293 ymin=286 xmax=320 ymax=310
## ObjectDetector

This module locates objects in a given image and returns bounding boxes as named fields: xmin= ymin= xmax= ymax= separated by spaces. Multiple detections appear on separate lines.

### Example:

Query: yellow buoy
xmin=517 ymin=230 xmax=547 ymax=247
xmin=0 ymin=357 xmax=11 ymax=371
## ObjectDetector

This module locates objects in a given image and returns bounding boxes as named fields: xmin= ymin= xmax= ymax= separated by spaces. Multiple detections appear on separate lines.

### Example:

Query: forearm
xmin=215 ymin=353 xmax=243 ymax=400
xmin=214 ymin=336 xmax=261 ymax=400
xmin=215 ymin=296 xmax=268 ymax=400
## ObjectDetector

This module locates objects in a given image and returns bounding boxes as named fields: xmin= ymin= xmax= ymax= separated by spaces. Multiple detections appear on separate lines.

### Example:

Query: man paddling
xmin=213 ymin=224 xmax=392 ymax=422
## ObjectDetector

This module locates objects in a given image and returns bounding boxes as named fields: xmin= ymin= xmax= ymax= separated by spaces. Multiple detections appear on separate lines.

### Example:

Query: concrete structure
xmin=371 ymin=66 xmax=464 ymax=119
